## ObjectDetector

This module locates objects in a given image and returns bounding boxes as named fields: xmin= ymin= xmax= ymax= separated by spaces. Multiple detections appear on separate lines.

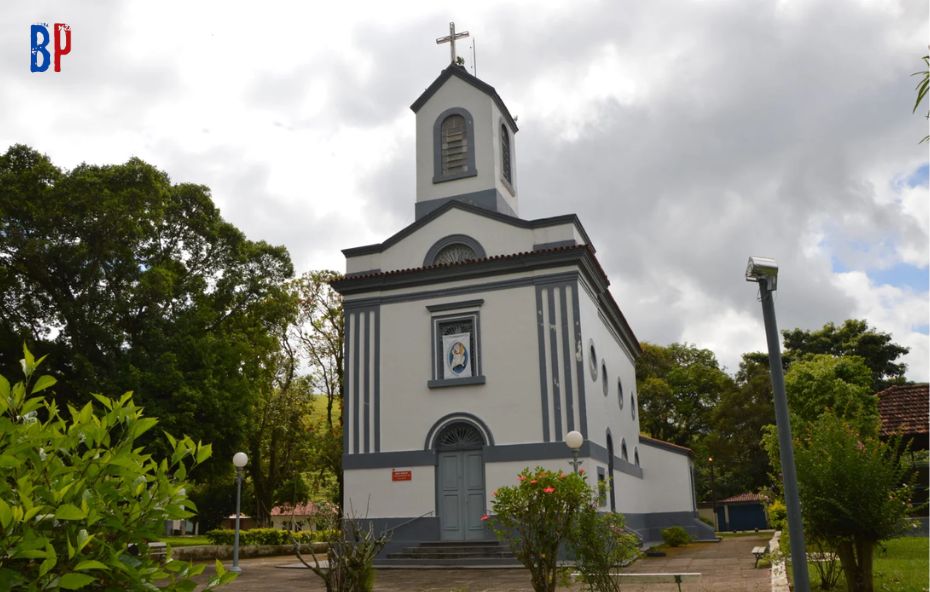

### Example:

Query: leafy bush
xmin=488 ymin=467 xmax=591 ymax=592
xmin=767 ymin=499 xmax=787 ymax=531
xmin=0 ymin=346 xmax=235 ymax=590
xmin=660 ymin=526 xmax=692 ymax=547
xmin=205 ymin=528 xmax=336 ymax=546
xmin=296 ymin=503 xmax=390 ymax=592
xmin=572 ymin=510 xmax=641 ymax=592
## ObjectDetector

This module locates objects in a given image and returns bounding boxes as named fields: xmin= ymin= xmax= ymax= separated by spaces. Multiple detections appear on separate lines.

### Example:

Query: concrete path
xmin=195 ymin=533 xmax=771 ymax=591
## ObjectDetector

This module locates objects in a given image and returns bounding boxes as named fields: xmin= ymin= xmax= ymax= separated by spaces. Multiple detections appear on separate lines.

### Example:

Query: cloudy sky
xmin=3 ymin=0 xmax=928 ymax=380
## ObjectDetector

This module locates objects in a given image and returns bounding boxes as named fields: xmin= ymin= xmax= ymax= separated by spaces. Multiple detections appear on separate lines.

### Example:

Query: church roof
xmin=410 ymin=65 xmax=519 ymax=132
xmin=342 ymin=199 xmax=592 ymax=257
xmin=638 ymin=434 xmax=694 ymax=457
xmin=877 ymin=383 xmax=929 ymax=439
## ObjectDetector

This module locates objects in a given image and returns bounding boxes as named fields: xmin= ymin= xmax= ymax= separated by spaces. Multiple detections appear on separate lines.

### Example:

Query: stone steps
xmin=377 ymin=541 xmax=519 ymax=567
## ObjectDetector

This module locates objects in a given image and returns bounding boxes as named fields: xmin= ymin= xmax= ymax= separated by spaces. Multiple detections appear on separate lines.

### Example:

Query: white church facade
xmin=331 ymin=63 xmax=713 ymax=554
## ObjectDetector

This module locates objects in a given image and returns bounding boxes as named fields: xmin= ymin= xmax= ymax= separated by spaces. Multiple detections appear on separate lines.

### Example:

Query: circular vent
xmin=436 ymin=422 xmax=484 ymax=450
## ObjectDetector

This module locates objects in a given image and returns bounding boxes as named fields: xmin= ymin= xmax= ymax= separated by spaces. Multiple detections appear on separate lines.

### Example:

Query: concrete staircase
xmin=377 ymin=540 xmax=519 ymax=567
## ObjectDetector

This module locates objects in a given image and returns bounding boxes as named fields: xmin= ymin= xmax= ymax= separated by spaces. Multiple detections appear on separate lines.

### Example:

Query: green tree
xmin=701 ymin=352 xmax=776 ymax=500
xmin=783 ymin=354 xmax=878 ymax=436
xmin=291 ymin=271 xmax=344 ymax=505
xmin=636 ymin=343 xmax=736 ymax=447
xmin=0 ymin=145 xmax=294 ymax=490
xmin=0 ymin=347 xmax=235 ymax=590
xmin=793 ymin=413 xmax=914 ymax=592
xmin=782 ymin=320 xmax=909 ymax=391
xmin=913 ymin=55 xmax=929 ymax=143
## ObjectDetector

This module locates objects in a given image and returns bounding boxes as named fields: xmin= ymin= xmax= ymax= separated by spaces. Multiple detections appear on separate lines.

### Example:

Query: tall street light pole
xmin=708 ymin=456 xmax=717 ymax=531
xmin=231 ymin=452 xmax=249 ymax=574
xmin=745 ymin=257 xmax=810 ymax=592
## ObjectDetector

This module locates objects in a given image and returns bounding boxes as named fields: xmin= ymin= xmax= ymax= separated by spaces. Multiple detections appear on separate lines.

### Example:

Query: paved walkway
xmin=194 ymin=534 xmax=771 ymax=591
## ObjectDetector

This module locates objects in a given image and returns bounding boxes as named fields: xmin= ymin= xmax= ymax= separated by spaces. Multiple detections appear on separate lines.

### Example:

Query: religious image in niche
xmin=443 ymin=332 xmax=472 ymax=379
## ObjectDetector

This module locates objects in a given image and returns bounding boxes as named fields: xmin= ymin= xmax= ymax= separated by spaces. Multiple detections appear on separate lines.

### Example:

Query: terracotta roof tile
xmin=877 ymin=383 xmax=929 ymax=437
xmin=719 ymin=492 xmax=765 ymax=504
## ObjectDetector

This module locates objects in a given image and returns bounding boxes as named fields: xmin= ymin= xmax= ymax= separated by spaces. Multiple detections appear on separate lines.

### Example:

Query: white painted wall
xmin=378 ymin=283 xmax=544 ymax=451
xmin=617 ymin=443 xmax=695 ymax=514
xmin=574 ymin=278 xmax=640 ymax=459
xmin=344 ymin=466 xmax=436 ymax=519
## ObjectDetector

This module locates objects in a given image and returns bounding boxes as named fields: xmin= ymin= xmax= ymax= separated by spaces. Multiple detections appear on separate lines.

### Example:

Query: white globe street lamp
xmin=564 ymin=430 xmax=584 ymax=474
xmin=231 ymin=452 xmax=248 ymax=573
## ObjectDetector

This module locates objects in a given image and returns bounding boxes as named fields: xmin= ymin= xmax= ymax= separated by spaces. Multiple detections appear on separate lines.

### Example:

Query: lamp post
xmin=231 ymin=452 xmax=249 ymax=574
xmin=745 ymin=256 xmax=810 ymax=592
xmin=564 ymin=430 xmax=584 ymax=474
xmin=708 ymin=456 xmax=717 ymax=531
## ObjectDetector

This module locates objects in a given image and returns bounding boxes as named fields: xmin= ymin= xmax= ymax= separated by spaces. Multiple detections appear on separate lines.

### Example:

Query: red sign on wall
xmin=392 ymin=469 xmax=412 ymax=481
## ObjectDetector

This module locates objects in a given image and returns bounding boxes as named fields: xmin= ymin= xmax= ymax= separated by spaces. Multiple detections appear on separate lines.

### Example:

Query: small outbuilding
xmin=714 ymin=493 xmax=769 ymax=532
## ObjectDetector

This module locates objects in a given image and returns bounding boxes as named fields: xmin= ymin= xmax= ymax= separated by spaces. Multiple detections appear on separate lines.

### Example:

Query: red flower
xmin=578 ymin=468 xmax=586 ymax=475
xmin=480 ymin=514 xmax=489 ymax=521
xmin=530 ymin=479 xmax=538 ymax=485
xmin=543 ymin=486 xmax=555 ymax=493
xmin=518 ymin=475 xmax=526 ymax=481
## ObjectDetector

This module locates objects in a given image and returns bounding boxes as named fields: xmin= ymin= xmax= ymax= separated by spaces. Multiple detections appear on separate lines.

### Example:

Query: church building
xmin=332 ymin=53 xmax=713 ymax=558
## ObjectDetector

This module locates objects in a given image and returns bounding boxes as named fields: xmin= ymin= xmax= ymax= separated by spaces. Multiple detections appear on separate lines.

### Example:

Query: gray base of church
xmin=363 ymin=510 xmax=714 ymax=560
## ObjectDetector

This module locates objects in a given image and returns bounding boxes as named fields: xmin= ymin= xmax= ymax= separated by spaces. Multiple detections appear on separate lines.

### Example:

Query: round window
xmin=634 ymin=448 xmax=640 ymax=467
xmin=433 ymin=243 xmax=477 ymax=265
xmin=601 ymin=361 xmax=608 ymax=397
xmin=631 ymin=392 xmax=636 ymax=420
xmin=588 ymin=340 xmax=598 ymax=380
xmin=617 ymin=378 xmax=624 ymax=409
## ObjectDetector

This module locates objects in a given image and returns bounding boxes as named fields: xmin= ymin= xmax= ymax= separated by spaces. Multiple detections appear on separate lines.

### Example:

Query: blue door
xmin=436 ymin=423 xmax=487 ymax=541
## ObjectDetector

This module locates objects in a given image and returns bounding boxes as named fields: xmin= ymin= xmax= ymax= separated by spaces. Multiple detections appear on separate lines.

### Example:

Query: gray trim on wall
xmin=535 ymin=286 xmax=551 ymax=443
xmin=364 ymin=310 xmax=370 ymax=454
xmin=533 ymin=240 xmax=576 ymax=251
xmin=352 ymin=310 xmax=360 ymax=455
xmin=374 ymin=307 xmax=381 ymax=452
xmin=424 ymin=412 xmax=496 ymax=449
xmin=415 ymin=189 xmax=517 ymax=220
xmin=432 ymin=107 xmax=478 ymax=184
xmin=560 ymin=285 xmax=575 ymax=433
xmin=623 ymin=511 xmax=715 ymax=544
xmin=342 ymin=199 xmax=591 ymax=257
xmin=427 ymin=376 xmax=486 ymax=388
xmin=343 ymin=439 xmax=642 ymax=473
xmin=426 ymin=299 xmax=484 ymax=312
xmin=547 ymin=285 xmax=563 ymax=441
xmin=343 ymin=312 xmax=350 ymax=454
xmin=571 ymin=283 xmax=588 ymax=436
xmin=423 ymin=235 xmax=487 ymax=267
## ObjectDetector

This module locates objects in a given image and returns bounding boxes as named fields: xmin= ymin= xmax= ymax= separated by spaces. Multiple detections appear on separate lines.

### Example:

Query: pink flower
xmin=492 ymin=489 xmax=498 ymax=497
xmin=530 ymin=479 xmax=538 ymax=485
xmin=480 ymin=514 xmax=489 ymax=521
xmin=518 ymin=475 xmax=526 ymax=481
xmin=578 ymin=468 xmax=585 ymax=475
xmin=543 ymin=486 xmax=555 ymax=494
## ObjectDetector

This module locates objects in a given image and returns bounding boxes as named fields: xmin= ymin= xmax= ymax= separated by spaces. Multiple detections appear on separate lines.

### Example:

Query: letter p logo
xmin=30 ymin=22 xmax=70 ymax=73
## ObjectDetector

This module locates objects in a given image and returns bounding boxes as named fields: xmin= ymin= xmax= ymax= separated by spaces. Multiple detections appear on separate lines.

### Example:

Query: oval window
xmin=601 ymin=361 xmax=608 ymax=396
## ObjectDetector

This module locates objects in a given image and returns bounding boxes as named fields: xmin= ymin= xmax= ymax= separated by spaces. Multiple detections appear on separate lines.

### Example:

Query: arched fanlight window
xmin=500 ymin=124 xmax=512 ymax=184
xmin=433 ymin=243 xmax=477 ymax=265
xmin=441 ymin=115 xmax=468 ymax=175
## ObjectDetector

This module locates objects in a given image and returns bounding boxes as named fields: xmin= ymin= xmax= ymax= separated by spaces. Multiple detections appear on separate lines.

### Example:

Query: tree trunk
xmin=836 ymin=538 xmax=875 ymax=592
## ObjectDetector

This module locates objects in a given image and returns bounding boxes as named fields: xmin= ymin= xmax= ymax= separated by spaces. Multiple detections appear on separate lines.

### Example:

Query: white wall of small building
xmin=618 ymin=444 xmax=696 ymax=514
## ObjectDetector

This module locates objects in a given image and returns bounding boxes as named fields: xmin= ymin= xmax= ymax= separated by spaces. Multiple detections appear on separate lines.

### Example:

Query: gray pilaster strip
xmin=353 ymin=309 xmax=360 ymax=455
xmin=343 ymin=312 xmax=351 ymax=454
xmin=560 ymin=285 xmax=575 ymax=432
xmin=364 ymin=310 xmax=371 ymax=454
xmin=374 ymin=307 xmax=381 ymax=452
xmin=535 ymin=286 xmax=550 ymax=443
xmin=548 ymin=287 xmax=563 ymax=440
xmin=571 ymin=283 xmax=588 ymax=437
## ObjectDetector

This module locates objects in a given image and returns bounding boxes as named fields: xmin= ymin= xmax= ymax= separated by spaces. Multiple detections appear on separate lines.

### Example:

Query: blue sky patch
xmin=914 ymin=325 xmax=929 ymax=336
xmin=867 ymin=262 xmax=930 ymax=292
xmin=906 ymin=163 xmax=929 ymax=188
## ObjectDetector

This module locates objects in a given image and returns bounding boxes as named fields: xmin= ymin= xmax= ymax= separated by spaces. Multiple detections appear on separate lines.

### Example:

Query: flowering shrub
xmin=572 ymin=510 xmax=641 ymax=592
xmin=487 ymin=467 xmax=590 ymax=592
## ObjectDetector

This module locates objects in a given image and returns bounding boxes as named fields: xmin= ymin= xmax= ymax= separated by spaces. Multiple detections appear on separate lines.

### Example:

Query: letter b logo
xmin=31 ymin=23 xmax=70 ymax=73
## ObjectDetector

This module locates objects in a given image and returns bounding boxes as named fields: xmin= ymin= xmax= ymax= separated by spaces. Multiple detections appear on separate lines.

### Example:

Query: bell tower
xmin=410 ymin=57 xmax=519 ymax=220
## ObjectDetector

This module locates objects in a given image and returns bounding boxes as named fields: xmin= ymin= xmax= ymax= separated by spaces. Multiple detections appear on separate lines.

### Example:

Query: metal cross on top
xmin=436 ymin=22 xmax=470 ymax=65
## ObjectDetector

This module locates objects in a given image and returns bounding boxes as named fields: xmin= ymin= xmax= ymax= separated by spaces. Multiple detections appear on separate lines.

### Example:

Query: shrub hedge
xmin=660 ymin=526 xmax=692 ymax=547
xmin=205 ymin=528 xmax=336 ymax=546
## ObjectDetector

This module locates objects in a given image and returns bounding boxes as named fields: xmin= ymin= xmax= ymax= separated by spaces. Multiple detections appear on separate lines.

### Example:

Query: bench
xmin=573 ymin=572 xmax=701 ymax=592
xmin=148 ymin=542 xmax=168 ymax=562
xmin=751 ymin=545 xmax=767 ymax=567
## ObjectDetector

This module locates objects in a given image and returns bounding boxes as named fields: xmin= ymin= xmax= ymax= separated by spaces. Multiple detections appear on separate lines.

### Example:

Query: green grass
xmin=163 ymin=535 xmax=212 ymax=547
xmin=788 ymin=536 xmax=929 ymax=592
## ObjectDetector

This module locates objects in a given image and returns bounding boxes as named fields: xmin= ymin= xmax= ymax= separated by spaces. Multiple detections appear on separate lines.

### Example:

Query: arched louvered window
xmin=500 ymin=124 xmax=512 ymax=184
xmin=436 ymin=422 xmax=485 ymax=450
xmin=441 ymin=115 xmax=468 ymax=175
